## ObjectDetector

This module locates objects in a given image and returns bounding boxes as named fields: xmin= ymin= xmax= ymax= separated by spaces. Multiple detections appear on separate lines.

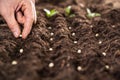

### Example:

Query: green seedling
xmin=86 ymin=8 xmax=101 ymax=19
xmin=65 ymin=6 xmax=75 ymax=17
xmin=44 ymin=9 xmax=58 ymax=18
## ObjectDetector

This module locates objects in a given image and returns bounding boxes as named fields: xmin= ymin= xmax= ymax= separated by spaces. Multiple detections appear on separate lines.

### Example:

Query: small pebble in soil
xmin=50 ymin=38 xmax=53 ymax=41
xmin=95 ymin=33 xmax=99 ymax=37
xmin=19 ymin=49 xmax=23 ymax=53
xmin=49 ymin=48 xmax=53 ymax=51
xmin=77 ymin=49 xmax=81 ymax=53
xmin=48 ymin=26 xmax=52 ymax=30
xmin=68 ymin=27 xmax=72 ymax=30
xmin=50 ymin=32 xmax=54 ymax=36
xmin=105 ymin=65 xmax=110 ymax=69
xmin=72 ymin=32 xmax=76 ymax=36
xmin=12 ymin=61 xmax=18 ymax=65
xmin=49 ymin=62 xmax=54 ymax=68
xmin=74 ymin=41 xmax=78 ymax=44
xmin=19 ymin=34 xmax=22 ymax=37
xmin=98 ymin=41 xmax=102 ymax=44
xmin=102 ymin=52 xmax=106 ymax=56
xmin=77 ymin=66 xmax=82 ymax=71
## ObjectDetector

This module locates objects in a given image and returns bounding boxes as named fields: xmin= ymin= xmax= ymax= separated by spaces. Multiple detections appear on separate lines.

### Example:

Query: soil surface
xmin=0 ymin=0 xmax=120 ymax=80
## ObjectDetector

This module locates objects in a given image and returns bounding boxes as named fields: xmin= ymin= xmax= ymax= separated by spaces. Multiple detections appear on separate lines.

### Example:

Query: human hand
xmin=0 ymin=0 xmax=37 ymax=39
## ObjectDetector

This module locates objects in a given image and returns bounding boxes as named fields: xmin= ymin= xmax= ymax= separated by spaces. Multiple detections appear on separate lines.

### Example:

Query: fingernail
xmin=13 ymin=32 xmax=19 ymax=38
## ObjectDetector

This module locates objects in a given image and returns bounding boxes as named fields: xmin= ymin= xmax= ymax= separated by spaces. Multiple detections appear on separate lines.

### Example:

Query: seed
xmin=50 ymin=38 xmax=53 ymax=41
xmin=68 ymin=27 xmax=72 ymax=30
xmin=49 ymin=62 xmax=54 ymax=68
xmin=74 ymin=41 xmax=78 ymax=44
xmin=19 ymin=34 xmax=22 ymax=37
xmin=77 ymin=49 xmax=81 ymax=53
xmin=98 ymin=41 xmax=102 ymax=44
xmin=77 ymin=66 xmax=82 ymax=71
xmin=102 ymin=52 xmax=106 ymax=56
xmin=19 ymin=49 xmax=23 ymax=53
xmin=48 ymin=26 xmax=52 ymax=29
xmin=112 ymin=25 xmax=115 ymax=28
xmin=49 ymin=48 xmax=53 ymax=51
xmin=95 ymin=33 xmax=99 ymax=37
xmin=50 ymin=32 xmax=54 ymax=36
xmin=72 ymin=33 xmax=76 ymax=36
xmin=12 ymin=61 xmax=17 ymax=65
xmin=105 ymin=65 xmax=110 ymax=69
xmin=90 ymin=25 xmax=93 ymax=28
xmin=79 ymin=3 xmax=85 ymax=8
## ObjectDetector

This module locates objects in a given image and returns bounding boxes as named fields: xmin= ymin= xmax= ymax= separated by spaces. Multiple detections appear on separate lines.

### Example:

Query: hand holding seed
xmin=0 ymin=0 xmax=37 ymax=39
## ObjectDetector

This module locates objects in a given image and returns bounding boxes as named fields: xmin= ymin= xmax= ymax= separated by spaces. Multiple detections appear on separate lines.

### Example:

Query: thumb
xmin=2 ymin=11 xmax=21 ymax=38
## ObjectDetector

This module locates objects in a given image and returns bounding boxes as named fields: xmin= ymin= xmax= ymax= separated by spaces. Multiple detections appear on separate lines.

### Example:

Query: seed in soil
xmin=11 ymin=61 xmax=18 ymax=65
xmin=50 ymin=32 xmax=54 ymax=36
xmin=77 ymin=66 xmax=82 ymax=71
xmin=49 ymin=48 xmax=53 ymax=51
xmin=105 ymin=65 xmax=110 ymax=69
xmin=90 ymin=25 xmax=93 ymax=28
xmin=19 ymin=34 xmax=22 ymax=38
xmin=49 ymin=62 xmax=54 ymax=68
xmin=72 ymin=32 xmax=76 ymax=36
xmin=98 ymin=41 xmax=102 ymax=44
xmin=68 ymin=27 xmax=72 ymax=30
xmin=48 ymin=26 xmax=52 ymax=30
xmin=102 ymin=52 xmax=106 ymax=56
xmin=77 ymin=49 xmax=81 ymax=53
xmin=19 ymin=49 xmax=23 ymax=53
xmin=74 ymin=41 xmax=78 ymax=44
xmin=112 ymin=25 xmax=115 ymax=28
xmin=50 ymin=38 xmax=53 ymax=41
xmin=95 ymin=33 xmax=99 ymax=37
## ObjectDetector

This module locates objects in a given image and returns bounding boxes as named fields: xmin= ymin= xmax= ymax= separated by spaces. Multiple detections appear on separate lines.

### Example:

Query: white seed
xmin=90 ymin=25 xmax=93 ymax=28
xmin=50 ymin=32 xmax=54 ymax=36
xmin=79 ymin=3 xmax=85 ymax=8
xmin=105 ymin=65 xmax=110 ymax=69
xmin=112 ymin=25 xmax=115 ymax=28
xmin=98 ymin=41 xmax=102 ymax=44
xmin=50 ymin=38 xmax=53 ymax=41
xmin=74 ymin=41 xmax=78 ymax=44
xmin=77 ymin=66 xmax=82 ymax=71
xmin=49 ymin=48 xmax=53 ymax=51
xmin=102 ymin=52 xmax=106 ymax=56
xmin=12 ymin=61 xmax=17 ymax=65
xmin=68 ymin=27 xmax=72 ymax=30
xmin=72 ymin=33 xmax=76 ymax=36
xmin=19 ymin=34 xmax=22 ymax=37
xmin=77 ymin=49 xmax=81 ymax=53
xmin=95 ymin=33 xmax=99 ymax=37
xmin=19 ymin=49 xmax=23 ymax=53
xmin=49 ymin=62 xmax=54 ymax=68
xmin=48 ymin=27 xmax=52 ymax=29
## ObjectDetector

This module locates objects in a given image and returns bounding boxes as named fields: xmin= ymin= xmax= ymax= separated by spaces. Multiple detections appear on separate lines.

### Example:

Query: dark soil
xmin=0 ymin=0 xmax=120 ymax=80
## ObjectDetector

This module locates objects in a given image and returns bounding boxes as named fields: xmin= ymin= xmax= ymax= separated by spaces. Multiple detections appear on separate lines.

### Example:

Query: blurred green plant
xmin=86 ymin=8 xmax=101 ymax=19
xmin=44 ymin=9 xmax=58 ymax=18
xmin=65 ymin=6 xmax=75 ymax=17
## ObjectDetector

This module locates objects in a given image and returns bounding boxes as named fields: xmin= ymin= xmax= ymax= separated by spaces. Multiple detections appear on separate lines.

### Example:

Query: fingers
xmin=2 ymin=11 xmax=21 ymax=38
xmin=17 ymin=0 xmax=37 ymax=39
xmin=16 ymin=11 xmax=25 ymax=24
